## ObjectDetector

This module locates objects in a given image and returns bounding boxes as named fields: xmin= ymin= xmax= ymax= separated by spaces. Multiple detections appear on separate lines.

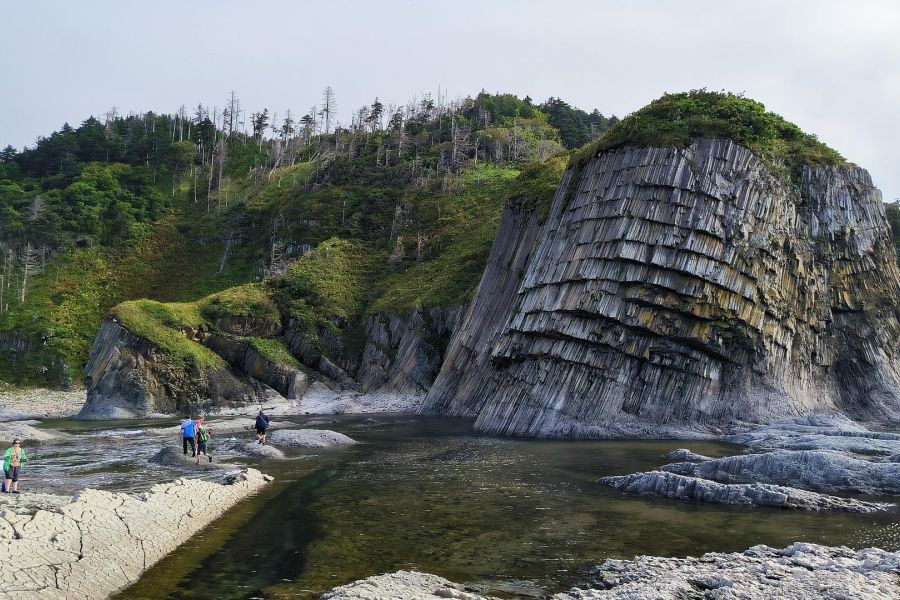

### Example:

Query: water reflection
xmin=107 ymin=416 xmax=899 ymax=599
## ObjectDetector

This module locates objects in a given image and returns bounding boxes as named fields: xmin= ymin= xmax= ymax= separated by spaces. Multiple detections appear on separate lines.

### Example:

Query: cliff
xmin=423 ymin=138 xmax=900 ymax=436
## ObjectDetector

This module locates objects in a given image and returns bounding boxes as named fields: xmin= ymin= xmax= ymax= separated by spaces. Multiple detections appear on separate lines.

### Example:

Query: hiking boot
xmin=208 ymin=456 xmax=213 ymax=462
xmin=12 ymin=490 xmax=19 ymax=494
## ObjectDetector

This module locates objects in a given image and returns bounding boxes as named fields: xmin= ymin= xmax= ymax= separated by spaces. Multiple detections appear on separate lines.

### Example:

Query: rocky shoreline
xmin=600 ymin=414 xmax=900 ymax=514
xmin=318 ymin=543 xmax=900 ymax=599
xmin=0 ymin=468 xmax=271 ymax=599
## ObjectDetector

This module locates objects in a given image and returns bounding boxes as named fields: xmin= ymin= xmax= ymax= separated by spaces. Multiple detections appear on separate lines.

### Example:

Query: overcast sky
xmin=2 ymin=0 xmax=898 ymax=199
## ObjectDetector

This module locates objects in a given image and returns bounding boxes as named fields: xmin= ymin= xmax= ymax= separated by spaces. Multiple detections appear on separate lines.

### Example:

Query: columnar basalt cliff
xmin=423 ymin=139 xmax=900 ymax=436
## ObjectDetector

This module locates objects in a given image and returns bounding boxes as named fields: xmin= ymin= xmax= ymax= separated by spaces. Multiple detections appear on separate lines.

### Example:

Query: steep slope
xmin=423 ymin=92 xmax=900 ymax=437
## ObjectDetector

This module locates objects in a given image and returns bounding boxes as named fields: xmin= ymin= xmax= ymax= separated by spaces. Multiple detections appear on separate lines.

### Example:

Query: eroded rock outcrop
xmin=661 ymin=449 xmax=900 ymax=495
xmin=323 ymin=544 xmax=900 ymax=600
xmin=0 ymin=468 xmax=271 ymax=599
xmin=601 ymin=470 xmax=891 ymax=512
xmin=357 ymin=307 xmax=465 ymax=396
xmin=555 ymin=543 xmax=900 ymax=600
xmin=80 ymin=320 xmax=259 ymax=419
xmin=425 ymin=139 xmax=900 ymax=437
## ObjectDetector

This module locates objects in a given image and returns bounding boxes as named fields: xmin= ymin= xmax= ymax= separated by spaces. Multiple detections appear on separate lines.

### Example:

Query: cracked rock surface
xmin=552 ymin=543 xmax=900 ymax=599
xmin=0 ymin=468 xmax=270 ymax=599
xmin=321 ymin=544 xmax=900 ymax=600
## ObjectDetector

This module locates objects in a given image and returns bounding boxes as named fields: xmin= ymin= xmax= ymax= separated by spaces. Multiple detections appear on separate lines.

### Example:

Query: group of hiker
xmin=180 ymin=415 xmax=214 ymax=463
xmin=180 ymin=409 xmax=271 ymax=464
xmin=0 ymin=409 xmax=272 ymax=496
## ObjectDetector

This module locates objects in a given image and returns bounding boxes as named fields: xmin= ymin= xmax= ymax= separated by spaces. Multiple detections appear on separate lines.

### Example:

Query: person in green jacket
xmin=3 ymin=439 xmax=26 ymax=494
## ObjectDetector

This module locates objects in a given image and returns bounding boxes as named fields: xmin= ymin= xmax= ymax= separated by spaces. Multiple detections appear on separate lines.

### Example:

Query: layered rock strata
xmin=79 ymin=320 xmax=261 ymax=419
xmin=0 ymin=468 xmax=271 ymax=599
xmin=727 ymin=414 xmax=900 ymax=456
xmin=425 ymin=139 xmax=900 ymax=437
xmin=601 ymin=470 xmax=891 ymax=512
xmin=661 ymin=449 xmax=900 ymax=495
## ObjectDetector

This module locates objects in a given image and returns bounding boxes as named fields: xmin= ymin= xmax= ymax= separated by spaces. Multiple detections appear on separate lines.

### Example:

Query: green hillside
xmin=0 ymin=91 xmax=593 ymax=387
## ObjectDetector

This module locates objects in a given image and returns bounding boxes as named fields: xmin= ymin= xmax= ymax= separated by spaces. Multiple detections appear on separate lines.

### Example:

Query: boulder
xmin=267 ymin=428 xmax=357 ymax=448
xmin=148 ymin=446 xmax=223 ymax=470
xmin=660 ymin=449 xmax=900 ymax=495
xmin=321 ymin=570 xmax=496 ymax=600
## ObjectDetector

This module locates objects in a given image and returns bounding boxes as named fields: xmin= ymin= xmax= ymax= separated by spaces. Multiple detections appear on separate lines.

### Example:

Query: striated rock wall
xmin=425 ymin=139 xmax=900 ymax=437
xmin=321 ymin=544 xmax=900 ymax=600
xmin=358 ymin=306 xmax=465 ymax=396
xmin=202 ymin=332 xmax=308 ymax=399
xmin=423 ymin=203 xmax=550 ymax=416
xmin=79 ymin=320 xmax=260 ymax=419
xmin=0 ymin=468 xmax=271 ymax=600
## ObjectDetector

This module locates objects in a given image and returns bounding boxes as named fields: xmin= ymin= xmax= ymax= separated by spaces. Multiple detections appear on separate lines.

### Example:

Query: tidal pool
xmin=36 ymin=416 xmax=898 ymax=599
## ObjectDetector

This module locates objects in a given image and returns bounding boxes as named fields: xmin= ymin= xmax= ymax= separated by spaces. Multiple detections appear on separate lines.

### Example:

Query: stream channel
xmin=29 ymin=414 xmax=900 ymax=599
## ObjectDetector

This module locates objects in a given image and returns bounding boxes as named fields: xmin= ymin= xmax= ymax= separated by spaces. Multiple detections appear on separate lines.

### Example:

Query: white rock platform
xmin=322 ymin=544 xmax=900 ymax=600
xmin=0 ymin=468 xmax=271 ymax=599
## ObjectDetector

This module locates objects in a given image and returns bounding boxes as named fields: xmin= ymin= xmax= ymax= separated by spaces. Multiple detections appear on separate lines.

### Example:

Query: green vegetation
xmin=574 ymin=90 xmax=850 ymax=182
xmin=111 ymin=300 xmax=224 ymax=368
xmin=371 ymin=164 xmax=519 ymax=313
xmin=503 ymin=154 xmax=569 ymax=222
xmin=270 ymin=238 xmax=383 ymax=337
xmin=247 ymin=338 xmax=300 ymax=368
xmin=0 ymin=89 xmax=615 ymax=387
xmin=199 ymin=284 xmax=280 ymax=325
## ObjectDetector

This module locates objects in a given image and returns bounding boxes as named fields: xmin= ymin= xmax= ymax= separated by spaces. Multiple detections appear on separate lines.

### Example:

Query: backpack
xmin=198 ymin=427 xmax=210 ymax=442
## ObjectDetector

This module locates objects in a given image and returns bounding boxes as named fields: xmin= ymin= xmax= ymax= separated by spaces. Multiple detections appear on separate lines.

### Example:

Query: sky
xmin=1 ymin=0 xmax=898 ymax=200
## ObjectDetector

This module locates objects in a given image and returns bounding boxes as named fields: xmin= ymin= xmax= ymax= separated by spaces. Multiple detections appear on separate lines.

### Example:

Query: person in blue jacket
xmin=181 ymin=417 xmax=197 ymax=456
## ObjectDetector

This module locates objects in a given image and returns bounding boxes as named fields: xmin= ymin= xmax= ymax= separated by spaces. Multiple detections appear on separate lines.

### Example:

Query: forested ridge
xmin=0 ymin=89 xmax=612 ymax=387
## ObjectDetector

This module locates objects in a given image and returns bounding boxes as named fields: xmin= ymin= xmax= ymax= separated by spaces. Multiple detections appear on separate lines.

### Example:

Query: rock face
xmin=601 ymin=470 xmax=892 ymax=512
xmin=424 ymin=205 xmax=547 ymax=417
xmin=727 ymin=413 xmax=900 ymax=456
xmin=0 ymin=468 xmax=271 ymax=599
xmin=661 ymin=449 xmax=900 ymax=495
xmin=555 ymin=543 xmax=900 ymax=600
xmin=357 ymin=307 xmax=465 ymax=396
xmin=79 ymin=320 xmax=260 ymax=419
xmin=202 ymin=332 xmax=308 ymax=399
xmin=424 ymin=139 xmax=900 ymax=437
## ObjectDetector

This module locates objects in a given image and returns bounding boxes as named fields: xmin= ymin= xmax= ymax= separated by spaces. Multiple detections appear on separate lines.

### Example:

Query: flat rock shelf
xmin=0 ymin=469 xmax=271 ymax=600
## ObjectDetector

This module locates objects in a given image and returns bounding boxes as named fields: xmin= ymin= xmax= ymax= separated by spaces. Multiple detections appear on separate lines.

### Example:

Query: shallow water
xmin=26 ymin=415 xmax=900 ymax=599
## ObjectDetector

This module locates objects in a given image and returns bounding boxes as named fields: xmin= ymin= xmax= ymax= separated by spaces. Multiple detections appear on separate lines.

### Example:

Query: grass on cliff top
xmin=199 ymin=283 xmax=280 ymax=325
xmin=111 ymin=300 xmax=225 ymax=369
xmin=370 ymin=164 xmax=520 ymax=314
xmin=504 ymin=154 xmax=568 ymax=222
xmin=269 ymin=237 xmax=385 ymax=337
xmin=572 ymin=90 xmax=851 ymax=180
xmin=247 ymin=337 xmax=301 ymax=368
